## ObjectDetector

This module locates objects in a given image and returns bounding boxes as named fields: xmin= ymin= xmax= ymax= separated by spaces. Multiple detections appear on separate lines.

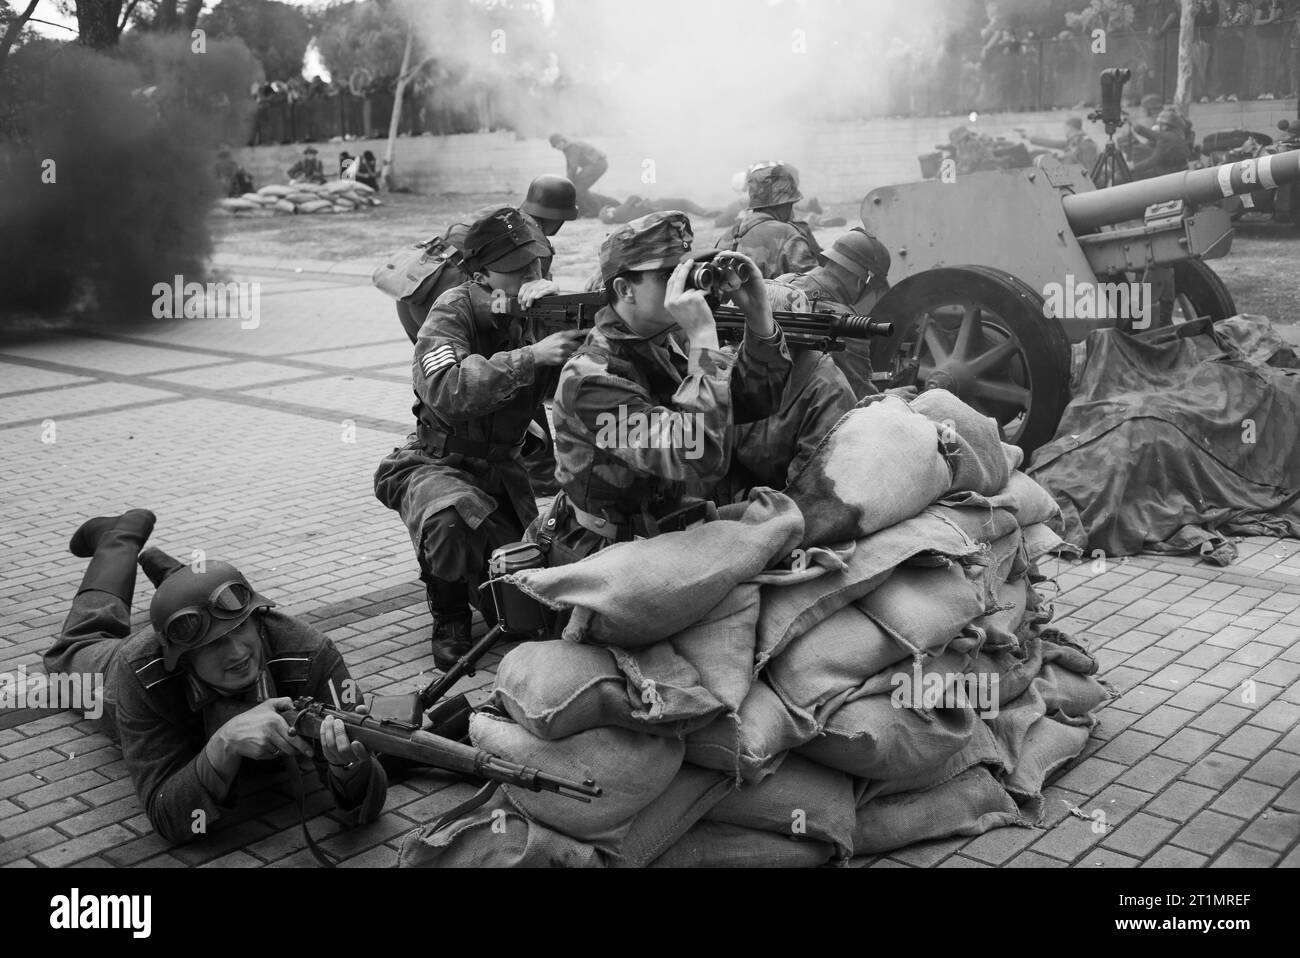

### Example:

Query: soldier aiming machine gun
xmin=502 ymin=262 xmax=894 ymax=352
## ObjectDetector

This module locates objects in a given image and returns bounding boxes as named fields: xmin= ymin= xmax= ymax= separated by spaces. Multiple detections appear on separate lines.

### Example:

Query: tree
xmin=1065 ymin=0 xmax=1137 ymax=35
xmin=75 ymin=0 xmax=138 ymax=48
xmin=202 ymin=0 xmax=311 ymax=81
xmin=0 ymin=0 xmax=41 ymax=76
xmin=1173 ymin=0 xmax=1194 ymax=116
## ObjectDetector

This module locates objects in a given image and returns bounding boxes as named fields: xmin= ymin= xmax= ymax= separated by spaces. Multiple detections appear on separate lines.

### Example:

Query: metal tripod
xmin=1091 ymin=134 xmax=1132 ymax=188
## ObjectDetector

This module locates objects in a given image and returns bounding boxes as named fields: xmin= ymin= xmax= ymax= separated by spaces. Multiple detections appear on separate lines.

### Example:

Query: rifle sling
xmin=283 ymin=752 xmax=341 ymax=869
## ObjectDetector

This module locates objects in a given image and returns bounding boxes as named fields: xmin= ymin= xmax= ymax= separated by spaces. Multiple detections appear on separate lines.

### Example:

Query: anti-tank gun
xmin=863 ymin=124 xmax=1300 ymax=455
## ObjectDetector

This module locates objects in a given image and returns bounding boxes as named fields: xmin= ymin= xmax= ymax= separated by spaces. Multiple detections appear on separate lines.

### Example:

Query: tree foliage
xmin=202 ymin=0 xmax=311 ymax=81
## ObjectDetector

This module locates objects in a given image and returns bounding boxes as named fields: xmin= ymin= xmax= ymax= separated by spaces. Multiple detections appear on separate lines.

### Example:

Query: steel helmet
xmin=747 ymin=163 xmax=803 ymax=209
xmin=149 ymin=559 xmax=275 ymax=671
xmin=824 ymin=229 xmax=891 ymax=288
xmin=521 ymin=174 xmax=579 ymax=222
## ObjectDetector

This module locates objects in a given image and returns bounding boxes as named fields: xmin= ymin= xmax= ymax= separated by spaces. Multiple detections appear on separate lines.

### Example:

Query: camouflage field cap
xmin=463 ymin=207 xmax=551 ymax=273
xmin=599 ymin=210 xmax=694 ymax=283
xmin=747 ymin=163 xmax=803 ymax=208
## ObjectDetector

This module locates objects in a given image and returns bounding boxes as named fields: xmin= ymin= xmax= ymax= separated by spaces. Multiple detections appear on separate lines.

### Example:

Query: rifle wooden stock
xmin=286 ymin=699 xmax=602 ymax=802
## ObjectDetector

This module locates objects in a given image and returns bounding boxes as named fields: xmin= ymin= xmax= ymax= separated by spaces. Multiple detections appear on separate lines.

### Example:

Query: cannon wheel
xmin=1171 ymin=260 xmax=1237 ymax=323
xmin=871 ymin=266 xmax=1072 ymax=457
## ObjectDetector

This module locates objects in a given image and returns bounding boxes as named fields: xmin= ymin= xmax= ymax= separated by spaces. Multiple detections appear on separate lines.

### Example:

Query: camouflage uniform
xmin=715 ymin=164 xmax=823 ymax=278
xmin=776 ymin=229 xmax=894 ymax=399
xmin=712 ymin=284 xmax=857 ymax=503
xmin=374 ymin=210 xmax=558 ymax=646
xmin=544 ymin=212 xmax=792 ymax=561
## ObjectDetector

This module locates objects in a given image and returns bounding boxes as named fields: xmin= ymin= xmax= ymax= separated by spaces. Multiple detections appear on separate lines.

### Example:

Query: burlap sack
xmin=506 ymin=488 xmax=803 ymax=648
xmin=397 ymin=791 xmax=604 ymax=868
xmin=940 ymin=471 xmax=1061 ymax=526
xmin=785 ymin=397 xmax=952 ymax=548
xmin=910 ymin=388 xmax=1010 ymax=496
xmin=493 ymin=640 xmax=723 ymax=740
xmin=754 ymin=508 xmax=981 ymax=671
xmin=470 ymin=711 xmax=683 ymax=848
xmin=651 ymin=821 xmax=834 ymax=868
xmin=857 ymin=560 xmax=987 ymax=657
xmin=768 ymin=604 xmax=925 ymax=722
xmin=857 ymin=716 xmax=1005 ymax=802
xmin=671 ymin=582 xmax=761 ymax=714
xmin=853 ymin=766 xmax=1025 ymax=855
xmin=685 ymin=680 xmax=818 ymax=783
xmin=705 ymin=753 xmax=856 ymax=859
xmin=608 ymin=764 xmax=736 ymax=868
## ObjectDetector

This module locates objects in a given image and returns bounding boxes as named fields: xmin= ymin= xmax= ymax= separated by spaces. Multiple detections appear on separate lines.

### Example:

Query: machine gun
xmin=503 ymin=291 xmax=893 ymax=353
xmin=285 ymin=697 xmax=602 ymax=802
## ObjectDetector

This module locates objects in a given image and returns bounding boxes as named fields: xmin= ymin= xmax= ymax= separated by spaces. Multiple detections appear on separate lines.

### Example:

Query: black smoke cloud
xmin=0 ymin=34 xmax=258 ymax=327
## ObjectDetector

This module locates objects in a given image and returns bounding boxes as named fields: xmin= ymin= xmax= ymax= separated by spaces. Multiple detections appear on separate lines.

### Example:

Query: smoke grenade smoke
xmin=0 ymin=35 xmax=258 ymax=327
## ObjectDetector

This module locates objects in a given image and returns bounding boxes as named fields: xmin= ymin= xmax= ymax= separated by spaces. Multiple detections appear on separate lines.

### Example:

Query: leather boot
xmin=71 ymin=509 xmax=156 ymax=601
xmin=139 ymin=546 xmax=185 ymax=587
xmin=426 ymin=578 xmax=472 ymax=671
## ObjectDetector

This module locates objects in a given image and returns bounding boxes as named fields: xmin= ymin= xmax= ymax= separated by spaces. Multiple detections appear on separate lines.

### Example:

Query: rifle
xmin=285 ymin=697 xmax=602 ymax=802
xmin=503 ymin=291 xmax=894 ymax=353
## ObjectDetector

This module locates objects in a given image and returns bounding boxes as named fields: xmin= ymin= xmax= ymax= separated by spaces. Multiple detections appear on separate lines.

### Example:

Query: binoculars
xmin=684 ymin=257 xmax=752 ymax=296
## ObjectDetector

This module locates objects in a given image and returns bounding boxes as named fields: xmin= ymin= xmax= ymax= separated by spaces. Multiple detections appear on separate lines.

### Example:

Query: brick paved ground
xmin=2 ymin=263 xmax=1298 ymax=868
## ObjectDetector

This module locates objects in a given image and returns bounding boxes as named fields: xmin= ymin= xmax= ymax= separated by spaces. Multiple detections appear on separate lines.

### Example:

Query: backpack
xmin=371 ymin=223 xmax=471 ymax=306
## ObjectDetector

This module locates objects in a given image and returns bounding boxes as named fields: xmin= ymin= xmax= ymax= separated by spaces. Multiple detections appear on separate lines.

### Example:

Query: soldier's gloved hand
xmin=665 ymin=259 xmax=719 ymax=348
xmin=518 ymin=279 xmax=560 ymax=309
xmin=715 ymin=251 xmax=777 ymax=338
xmin=320 ymin=713 xmax=370 ymax=778
xmin=532 ymin=329 xmax=586 ymax=367
xmin=216 ymin=697 xmax=313 ymax=761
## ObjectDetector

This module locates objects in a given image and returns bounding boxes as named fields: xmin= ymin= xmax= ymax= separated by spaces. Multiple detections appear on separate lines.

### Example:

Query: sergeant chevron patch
xmin=420 ymin=345 xmax=458 ymax=376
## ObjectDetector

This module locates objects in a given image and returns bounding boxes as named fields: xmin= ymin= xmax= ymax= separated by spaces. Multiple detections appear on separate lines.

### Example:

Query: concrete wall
xmin=233 ymin=101 xmax=1298 ymax=208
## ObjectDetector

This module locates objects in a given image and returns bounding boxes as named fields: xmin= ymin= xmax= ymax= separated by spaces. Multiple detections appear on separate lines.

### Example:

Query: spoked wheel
xmin=1171 ymin=259 xmax=1237 ymax=322
xmin=872 ymin=266 xmax=1072 ymax=457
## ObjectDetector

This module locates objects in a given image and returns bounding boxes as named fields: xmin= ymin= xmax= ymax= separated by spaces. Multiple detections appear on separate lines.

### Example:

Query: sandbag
xmin=351 ymin=181 xmax=376 ymax=194
xmin=324 ymin=179 xmax=356 ymax=194
xmin=670 ymin=582 xmax=760 ymax=713
xmin=1022 ymin=522 xmax=1075 ymax=561
xmin=470 ymin=711 xmax=683 ymax=847
xmin=397 ymin=791 xmax=603 ymax=868
xmin=297 ymin=199 xmax=333 ymax=213
xmin=755 ymin=507 xmax=980 ymax=670
xmin=785 ymin=397 xmax=952 ymax=548
xmin=609 ymin=764 xmax=735 ymax=868
xmin=258 ymin=184 xmax=294 ymax=197
xmin=239 ymin=192 xmax=264 ymax=202
xmin=332 ymin=203 xmax=354 ymax=213
xmin=1034 ymin=661 xmax=1111 ymax=723
xmin=652 ymin=821 xmax=834 ymax=868
xmin=767 ymin=604 xmax=916 ymax=722
xmin=910 ymin=388 xmax=1010 ymax=495
xmin=705 ymin=753 xmax=856 ymax=859
xmin=857 ymin=560 xmax=986 ymax=656
xmin=493 ymin=640 xmax=722 ymax=740
xmin=853 ymin=766 xmax=1025 ymax=855
xmin=969 ymin=575 xmax=1031 ymax=652
xmin=685 ymin=680 xmax=817 ymax=783
xmin=507 ymin=488 xmax=803 ymax=648
xmin=798 ymin=668 xmax=979 ymax=780
xmin=285 ymin=191 xmax=319 ymax=204
xmin=984 ymin=525 xmax=1026 ymax=586
xmin=858 ymin=715 xmax=1004 ymax=802
xmin=941 ymin=471 xmax=1061 ymax=526
xmin=274 ymin=199 xmax=296 ymax=214
xmin=928 ymin=504 xmax=1019 ymax=545
xmin=218 ymin=197 xmax=257 ymax=211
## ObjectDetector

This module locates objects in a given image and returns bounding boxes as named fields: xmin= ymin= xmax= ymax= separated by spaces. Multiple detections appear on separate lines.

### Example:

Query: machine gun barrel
xmin=286 ymin=699 xmax=602 ymax=802
xmin=507 ymin=293 xmax=892 ymax=347
xmin=1062 ymin=148 xmax=1300 ymax=232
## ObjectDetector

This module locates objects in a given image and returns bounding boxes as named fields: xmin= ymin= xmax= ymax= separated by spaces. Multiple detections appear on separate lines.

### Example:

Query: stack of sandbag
xmin=399 ymin=394 xmax=1113 ymax=867
xmin=213 ymin=180 xmax=379 ymax=216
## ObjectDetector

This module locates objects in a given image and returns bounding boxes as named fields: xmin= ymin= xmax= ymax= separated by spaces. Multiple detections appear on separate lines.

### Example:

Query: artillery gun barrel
xmin=1062 ymin=149 xmax=1300 ymax=233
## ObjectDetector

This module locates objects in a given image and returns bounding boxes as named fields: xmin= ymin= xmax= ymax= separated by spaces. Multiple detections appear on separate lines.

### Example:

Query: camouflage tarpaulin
xmin=1029 ymin=316 xmax=1300 ymax=561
